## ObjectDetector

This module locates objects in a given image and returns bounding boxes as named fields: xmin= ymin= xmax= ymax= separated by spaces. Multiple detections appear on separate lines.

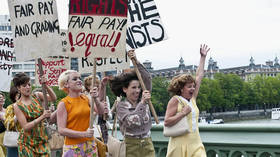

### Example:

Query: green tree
xmin=151 ymin=77 xmax=170 ymax=116
xmin=239 ymin=81 xmax=257 ymax=109
xmin=252 ymin=76 xmax=267 ymax=106
xmin=197 ymin=78 xmax=224 ymax=112
xmin=214 ymin=73 xmax=243 ymax=111
xmin=197 ymin=78 xmax=211 ymax=111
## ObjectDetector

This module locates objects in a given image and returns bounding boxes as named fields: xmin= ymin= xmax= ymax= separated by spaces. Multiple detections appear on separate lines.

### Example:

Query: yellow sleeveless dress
xmin=166 ymin=96 xmax=206 ymax=157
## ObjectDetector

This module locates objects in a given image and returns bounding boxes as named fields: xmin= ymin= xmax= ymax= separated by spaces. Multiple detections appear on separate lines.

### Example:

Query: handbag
xmin=95 ymin=124 xmax=107 ymax=157
xmin=94 ymin=137 xmax=107 ymax=157
xmin=49 ymin=124 xmax=64 ymax=150
xmin=163 ymin=97 xmax=190 ymax=137
xmin=163 ymin=116 xmax=189 ymax=137
xmin=3 ymin=122 xmax=19 ymax=147
xmin=107 ymin=100 xmax=126 ymax=157
xmin=108 ymin=135 xmax=126 ymax=157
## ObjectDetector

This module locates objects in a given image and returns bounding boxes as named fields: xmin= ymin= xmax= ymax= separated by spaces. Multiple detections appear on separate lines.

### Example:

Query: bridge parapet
xmin=151 ymin=124 xmax=280 ymax=157
xmin=51 ymin=124 xmax=280 ymax=157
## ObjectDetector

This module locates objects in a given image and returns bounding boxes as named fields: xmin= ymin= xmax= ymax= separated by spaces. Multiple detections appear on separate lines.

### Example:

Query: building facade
xmin=0 ymin=15 xmax=12 ymax=36
xmin=144 ymin=56 xmax=280 ymax=81
xmin=143 ymin=57 xmax=198 ymax=79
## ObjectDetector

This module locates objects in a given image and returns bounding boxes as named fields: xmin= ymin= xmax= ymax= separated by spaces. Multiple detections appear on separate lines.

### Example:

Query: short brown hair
xmin=84 ymin=75 xmax=100 ymax=92
xmin=168 ymin=74 xmax=195 ymax=96
xmin=13 ymin=73 xmax=30 ymax=88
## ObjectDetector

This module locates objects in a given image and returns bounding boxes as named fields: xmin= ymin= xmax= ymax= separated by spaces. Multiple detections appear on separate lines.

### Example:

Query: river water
xmin=226 ymin=118 xmax=280 ymax=124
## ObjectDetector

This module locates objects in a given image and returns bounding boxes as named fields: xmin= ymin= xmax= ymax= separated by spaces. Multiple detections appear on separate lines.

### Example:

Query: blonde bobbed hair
xmin=58 ymin=70 xmax=77 ymax=92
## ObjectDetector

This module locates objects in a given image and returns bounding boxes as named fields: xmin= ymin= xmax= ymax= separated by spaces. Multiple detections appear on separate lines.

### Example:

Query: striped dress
xmin=17 ymin=96 xmax=50 ymax=157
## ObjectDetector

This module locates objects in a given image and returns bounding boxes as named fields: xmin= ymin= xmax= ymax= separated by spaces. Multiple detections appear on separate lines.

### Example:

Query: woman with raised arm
xmin=83 ymin=75 xmax=110 ymax=143
xmin=13 ymin=72 xmax=57 ymax=156
xmin=109 ymin=50 xmax=155 ymax=157
xmin=164 ymin=44 xmax=210 ymax=157
xmin=57 ymin=70 xmax=106 ymax=157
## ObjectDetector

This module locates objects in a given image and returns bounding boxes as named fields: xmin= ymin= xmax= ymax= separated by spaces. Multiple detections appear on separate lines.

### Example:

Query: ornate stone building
xmin=143 ymin=57 xmax=198 ymax=79
xmin=144 ymin=56 xmax=280 ymax=81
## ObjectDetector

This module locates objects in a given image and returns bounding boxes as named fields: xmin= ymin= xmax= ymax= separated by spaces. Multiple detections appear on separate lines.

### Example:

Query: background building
xmin=0 ymin=15 xmax=11 ymax=35
xmin=2 ymin=14 xmax=280 ymax=83
xmin=144 ymin=56 xmax=280 ymax=81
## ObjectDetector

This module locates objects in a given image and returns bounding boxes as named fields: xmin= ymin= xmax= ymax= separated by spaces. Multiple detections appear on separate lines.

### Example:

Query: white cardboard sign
xmin=126 ymin=0 xmax=168 ymax=50
xmin=8 ymin=0 xmax=63 ymax=61
xmin=0 ymin=35 xmax=15 ymax=92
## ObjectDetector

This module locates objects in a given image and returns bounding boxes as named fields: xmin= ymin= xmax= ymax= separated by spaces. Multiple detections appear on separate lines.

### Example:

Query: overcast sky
xmin=1 ymin=0 xmax=280 ymax=70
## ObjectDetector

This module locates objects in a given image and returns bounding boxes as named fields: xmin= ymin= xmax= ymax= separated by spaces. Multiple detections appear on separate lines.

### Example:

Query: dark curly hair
xmin=168 ymin=74 xmax=195 ymax=96
xmin=12 ymin=72 xmax=30 ymax=88
xmin=9 ymin=86 xmax=19 ymax=103
xmin=109 ymin=71 xmax=139 ymax=97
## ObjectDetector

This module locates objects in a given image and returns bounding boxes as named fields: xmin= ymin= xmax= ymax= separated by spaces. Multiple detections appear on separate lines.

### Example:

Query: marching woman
xmin=83 ymin=75 xmax=110 ymax=143
xmin=13 ymin=72 xmax=57 ymax=156
xmin=57 ymin=70 xmax=106 ymax=156
xmin=164 ymin=44 xmax=210 ymax=157
xmin=0 ymin=92 xmax=6 ymax=156
xmin=4 ymin=86 xmax=21 ymax=157
xmin=109 ymin=50 xmax=155 ymax=157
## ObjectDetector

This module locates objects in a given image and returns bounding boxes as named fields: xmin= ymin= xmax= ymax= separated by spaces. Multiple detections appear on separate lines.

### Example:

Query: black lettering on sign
xmin=81 ymin=57 xmax=90 ymax=68
xmin=68 ymin=16 xmax=94 ymax=29
xmin=0 ymin=49 xmax=14 ymax=61
xmin=30 ymin=19 xmax=60 ymax=37
xmin=128 ymin=0 xmax=159 ymax=23
xmin=0 ymin=37 xmax=14 ymax=48
xmin=14 ymin=4 xmax=35 ymax=18
xmin=14 ymin=24 xmax=30 ymax=38
xmin=38 ymin=1 xmax=54 ymax=15
xmin=98 ymin=17 xmax=127 ymax=31
xmin=81 ymin=52 xmax=128 ymax=68
xmin=126 ymin=19 xmax=164 ymax=49
xmin=14 ymin=20 xmax=60 ymax=38
xmin=0 ymin=63 xmax=13 ymax=75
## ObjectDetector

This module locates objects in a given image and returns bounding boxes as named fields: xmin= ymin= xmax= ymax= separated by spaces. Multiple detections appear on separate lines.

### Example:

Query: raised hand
xmin=90 ymin=87 xmax=99 ymax=98
xmin=101 ymin=76 xmax=109 ymax=86
xmin=127 ymin=50 xmax=136 ymax=60
xmin=39 ymin=74 xmax=47 ymax=84
xmin=141 ymin=90 xmax=151 ymax=104
xmin=42 ymin=110 xmax=51 ymax=119
xmin=200 ymin=44 xmax=210 ymax=57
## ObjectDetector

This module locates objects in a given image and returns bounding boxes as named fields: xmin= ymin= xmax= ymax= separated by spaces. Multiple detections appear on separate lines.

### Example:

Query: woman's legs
xmin=7 ymin=147 xmax=18 ymax=157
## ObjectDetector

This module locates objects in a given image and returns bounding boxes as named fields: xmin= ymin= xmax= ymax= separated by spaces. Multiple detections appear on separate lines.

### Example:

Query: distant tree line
xmin=148 ymin=73 xmax=280 ymax=116
xmin=2 ymin=73 xmax=280 ymax=116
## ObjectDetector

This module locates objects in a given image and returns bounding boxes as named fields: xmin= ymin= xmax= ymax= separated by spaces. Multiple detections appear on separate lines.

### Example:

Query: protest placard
xmin=60 ymin=29 xmax=67 ymax=53
xmin=67 ymin=0 xmax=128 ymax=59
xmin=35 ymin=57 xmax=70 ymax=86
xmin=8 ymin=0 xmax=63 ymax=61
xmin=0 ymin=35 xmax=15 ymax=91
xmin=126 ymin=0 xmax=167 ymax=50
xmin=79 ymin=52 xmax=130 ymax=73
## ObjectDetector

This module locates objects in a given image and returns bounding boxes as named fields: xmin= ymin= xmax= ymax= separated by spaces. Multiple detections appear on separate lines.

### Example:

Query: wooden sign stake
xmin=131 ymin=58 xmax=159 ymax=124
xmin=37 ymin=58 xmax=49 ymax=110
xmin=89 ymin=58 xmax=97 ymax=129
